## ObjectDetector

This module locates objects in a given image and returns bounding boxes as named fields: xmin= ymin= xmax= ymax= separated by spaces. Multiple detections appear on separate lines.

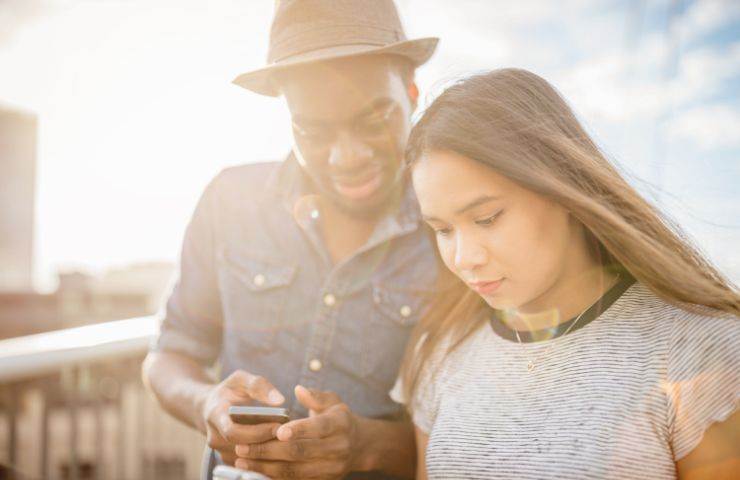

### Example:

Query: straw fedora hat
xmin=232 ymin=0 xmax=439 ymax=97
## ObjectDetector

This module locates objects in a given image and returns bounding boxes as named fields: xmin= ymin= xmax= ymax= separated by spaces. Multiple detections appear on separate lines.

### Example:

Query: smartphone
xmin=229 ymin=406 xmax=290 ymax=425
xmin=213 ymin=465 xmax=271 ymax=480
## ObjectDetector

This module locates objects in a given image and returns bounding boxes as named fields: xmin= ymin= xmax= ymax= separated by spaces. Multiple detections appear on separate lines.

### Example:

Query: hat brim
xmin=232 ymin=37 xmax=439 ymax=97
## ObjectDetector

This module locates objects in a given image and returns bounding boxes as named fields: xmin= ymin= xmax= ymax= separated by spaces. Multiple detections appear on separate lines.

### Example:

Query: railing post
xmin=41 ymin=379 xmax=50 ymax=480
xmin=6 ymin=385 xmax=17 ymax=473
xmin=117 ymin=382 xmax=126 ymax=480
xmin=94 ymin=389 xmax=104 ymax=480
xmin=62 ymin=366 xmax=80 ymax=480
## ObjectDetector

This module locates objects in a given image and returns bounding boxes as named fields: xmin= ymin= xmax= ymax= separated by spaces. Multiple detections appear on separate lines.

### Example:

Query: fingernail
xmin=268 ymin=389 xmax=285 ymax=404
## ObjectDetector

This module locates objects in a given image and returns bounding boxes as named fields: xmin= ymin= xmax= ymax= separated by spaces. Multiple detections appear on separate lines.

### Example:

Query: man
xmin=142 ymin=1 xmax=438 ymax=478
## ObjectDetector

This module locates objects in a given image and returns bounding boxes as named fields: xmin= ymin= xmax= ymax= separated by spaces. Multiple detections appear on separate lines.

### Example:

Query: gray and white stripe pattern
xmin=391 ymin=283 xmax=740 ymax=479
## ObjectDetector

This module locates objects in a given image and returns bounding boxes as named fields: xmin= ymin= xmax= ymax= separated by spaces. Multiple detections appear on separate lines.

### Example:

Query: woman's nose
xmin=454 ymin=232 xmax=488 ymax=273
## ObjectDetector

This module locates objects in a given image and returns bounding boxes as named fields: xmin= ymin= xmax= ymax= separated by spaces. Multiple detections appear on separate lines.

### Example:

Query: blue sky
xmin=0 ymin=0 xmax=738 ymax=288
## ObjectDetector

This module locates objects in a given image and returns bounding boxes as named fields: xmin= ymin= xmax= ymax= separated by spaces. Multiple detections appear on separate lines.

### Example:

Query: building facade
xmin=0 ymin=103 xmax=36 ymax=292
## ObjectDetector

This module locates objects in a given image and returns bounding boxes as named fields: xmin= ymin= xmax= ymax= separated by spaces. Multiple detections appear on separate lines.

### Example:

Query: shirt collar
xmin=264 ymin=152 xmax=311 ymax=208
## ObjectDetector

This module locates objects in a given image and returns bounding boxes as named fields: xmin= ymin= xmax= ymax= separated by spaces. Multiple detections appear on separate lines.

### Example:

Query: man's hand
xmin=234 ymin=385 xmax=365 ymax=479
xmin=201 ymin=370 xmax=286 ymax=466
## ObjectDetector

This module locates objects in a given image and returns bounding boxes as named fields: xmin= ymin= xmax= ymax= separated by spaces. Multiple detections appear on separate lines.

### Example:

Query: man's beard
xmin=314 ymin=168 xmax=404 ymax=220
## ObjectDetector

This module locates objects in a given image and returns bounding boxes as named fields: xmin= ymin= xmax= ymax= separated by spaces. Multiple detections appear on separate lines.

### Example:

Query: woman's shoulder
xmin=611 ymin=282 xmax=737 ymax=328
xmin=614 ymin=282 xmax=739 ymax=355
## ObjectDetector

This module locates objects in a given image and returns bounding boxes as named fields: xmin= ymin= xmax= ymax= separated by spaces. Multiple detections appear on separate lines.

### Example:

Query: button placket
xmin=310 ymin=291 xmax=337 ymax=373
xmin=293 ymin=285 xmax=342 ymax=416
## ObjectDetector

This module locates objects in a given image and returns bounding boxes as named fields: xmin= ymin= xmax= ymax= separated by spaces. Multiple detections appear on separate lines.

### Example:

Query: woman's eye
xmin=475 ymin=211 xmax=502 ymax=226
xmin=434 ymin=227 xmax=451 ymax=237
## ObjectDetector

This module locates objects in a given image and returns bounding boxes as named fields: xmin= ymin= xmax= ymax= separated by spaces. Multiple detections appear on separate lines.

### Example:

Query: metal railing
xmin=0 ymin=317 xmax=157 ymax=384
xmin=0 ymin=316 xmax=204 ymax=480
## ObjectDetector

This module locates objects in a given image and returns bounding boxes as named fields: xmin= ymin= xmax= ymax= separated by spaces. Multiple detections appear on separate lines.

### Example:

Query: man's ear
xmin=408 ymin=82 xmax=419 ymax=109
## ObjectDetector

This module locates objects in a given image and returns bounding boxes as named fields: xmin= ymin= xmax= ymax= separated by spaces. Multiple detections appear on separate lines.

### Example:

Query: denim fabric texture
xmin=152 ymin=154 xmax=438 ymax=429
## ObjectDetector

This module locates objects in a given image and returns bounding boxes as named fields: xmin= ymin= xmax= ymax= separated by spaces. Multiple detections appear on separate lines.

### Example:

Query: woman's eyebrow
xmin=455 ymin=195 xmax=499 ymax=215
xmin=421 ymin=195 xmax=499 ymax=223
xmin=421 ymin=214 xmax=443 ymax=223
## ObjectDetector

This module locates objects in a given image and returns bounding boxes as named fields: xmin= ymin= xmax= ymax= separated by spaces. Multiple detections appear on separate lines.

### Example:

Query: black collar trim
xmin=489 ymin=273 xmax=635 ymax=343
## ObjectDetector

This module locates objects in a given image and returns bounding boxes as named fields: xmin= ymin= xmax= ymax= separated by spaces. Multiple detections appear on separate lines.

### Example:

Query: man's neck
xmin=317 ymin=198 xmax=383 ymax=265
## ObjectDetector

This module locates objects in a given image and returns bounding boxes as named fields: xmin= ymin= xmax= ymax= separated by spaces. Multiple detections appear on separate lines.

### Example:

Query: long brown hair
xmin=400 ymin=68 xmax=740 ymax=403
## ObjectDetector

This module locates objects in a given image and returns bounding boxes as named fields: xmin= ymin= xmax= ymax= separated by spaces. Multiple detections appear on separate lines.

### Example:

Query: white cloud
xmin=553 ymin=33 xmax=663 ymax=121
xmin=676 ymin=0 xmax=740 ymax=43
xmin=666 ymin=104 xmax=740 ymax=150
xmin=555 ymin=37 xmax=740 ymax=123
xmin=669 ymin=42 xmax=740 ymax=103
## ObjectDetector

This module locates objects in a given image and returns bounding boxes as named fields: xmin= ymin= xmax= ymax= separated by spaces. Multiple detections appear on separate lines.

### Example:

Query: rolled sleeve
xmin=151 ymin=175 xmax=224 ymax=367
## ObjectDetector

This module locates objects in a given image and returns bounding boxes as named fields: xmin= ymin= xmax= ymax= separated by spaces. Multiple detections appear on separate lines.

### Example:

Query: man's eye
xmin=363 ymin=118 xmax=386 ymax=134
xmin=295 ymin=126 xmax=332 ymax=143
xmin=357 ymin=116 xmax=389 ymax=137
xmin=357 ymin=105 xmax=396 ymax=136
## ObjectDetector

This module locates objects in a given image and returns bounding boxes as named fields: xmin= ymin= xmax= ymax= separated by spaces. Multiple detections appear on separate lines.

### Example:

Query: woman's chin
xmin=481 ymin=295 xmax=517 ymax=311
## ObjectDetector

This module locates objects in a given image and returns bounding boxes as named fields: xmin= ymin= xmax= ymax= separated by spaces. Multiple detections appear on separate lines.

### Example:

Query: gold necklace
xmin=512 ymin=274 xmax=619 ymax=372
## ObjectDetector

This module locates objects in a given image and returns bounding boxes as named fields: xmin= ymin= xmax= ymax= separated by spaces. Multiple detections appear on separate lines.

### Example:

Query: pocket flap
xmin=219 ymin=248 xmax=297 ymax=292
xmin=372 ymin=283 xmax=432 ymax=327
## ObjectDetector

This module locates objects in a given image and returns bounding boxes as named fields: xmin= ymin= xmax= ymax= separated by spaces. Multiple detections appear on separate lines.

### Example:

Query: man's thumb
xmin=295 ymin=385 xmax=341 ymax=415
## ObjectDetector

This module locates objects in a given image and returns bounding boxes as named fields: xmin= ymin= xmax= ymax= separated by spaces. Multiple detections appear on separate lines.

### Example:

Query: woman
xmin=391 ymin=68 xmax=739 ymax=479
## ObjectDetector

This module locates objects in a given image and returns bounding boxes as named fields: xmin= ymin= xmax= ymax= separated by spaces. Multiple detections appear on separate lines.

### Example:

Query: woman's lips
xmin=469 ymin=278 xmax=504 ymax=295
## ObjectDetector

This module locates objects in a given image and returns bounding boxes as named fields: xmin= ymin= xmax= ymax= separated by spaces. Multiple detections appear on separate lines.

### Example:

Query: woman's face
xmin=412 ymin=149 xmax=580 ymax=312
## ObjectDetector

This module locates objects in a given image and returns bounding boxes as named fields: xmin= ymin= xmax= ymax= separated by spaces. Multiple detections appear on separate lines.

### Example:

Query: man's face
xmin=278 ymin=55 xmax=415 ymax=216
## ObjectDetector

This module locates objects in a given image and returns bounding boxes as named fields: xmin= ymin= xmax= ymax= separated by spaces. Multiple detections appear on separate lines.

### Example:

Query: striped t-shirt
xmin=391 ymin=282 xmax=740 ymax=479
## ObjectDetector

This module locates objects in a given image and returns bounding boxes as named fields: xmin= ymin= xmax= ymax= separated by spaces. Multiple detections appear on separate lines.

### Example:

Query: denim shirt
xmin=153 ymin=155 xmax=438 ymax=429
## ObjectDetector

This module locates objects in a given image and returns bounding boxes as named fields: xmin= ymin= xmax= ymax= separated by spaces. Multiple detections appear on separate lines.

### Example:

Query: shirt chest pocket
xmin=217 ymin=248 xmax=297 ymax=353
xmin=362 ymin=283 xmax=432 ymax=388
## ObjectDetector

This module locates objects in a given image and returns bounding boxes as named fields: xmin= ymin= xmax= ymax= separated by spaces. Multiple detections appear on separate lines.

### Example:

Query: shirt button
xmin=400 ymin=305 xmax=412 ymax=318
xmin=253 ymin=274 xmax=266 ymax=287
xmin=309 ymin=359 xmax=323 ymax=372
xmin=323 ymin=293 xmax=336 ymax=307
